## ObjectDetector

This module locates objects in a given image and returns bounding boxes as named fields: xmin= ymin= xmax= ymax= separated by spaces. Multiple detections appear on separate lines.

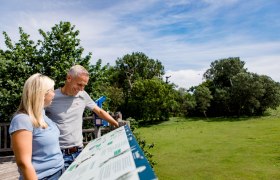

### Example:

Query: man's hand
xmin=93 ymin=106 xmax=119 ymax=127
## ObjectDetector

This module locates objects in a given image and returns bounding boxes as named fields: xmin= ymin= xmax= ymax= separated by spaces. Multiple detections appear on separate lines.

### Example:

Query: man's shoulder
xmin=78 ymin=91 xmax=90 ymax=98
xmin=53 ymin=88 xmax=71 ymax=99
xmin=54 ymin=88 xmax=62 ymax=96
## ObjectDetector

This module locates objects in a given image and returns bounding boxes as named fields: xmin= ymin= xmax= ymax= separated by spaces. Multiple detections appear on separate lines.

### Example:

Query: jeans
xmin=39 ymin=168 xmax=64 ymax=180
xmin=62 ymin=149 xmax=82 ymax=170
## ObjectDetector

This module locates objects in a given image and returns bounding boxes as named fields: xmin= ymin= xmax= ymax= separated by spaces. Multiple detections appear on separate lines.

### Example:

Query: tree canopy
xmin=1 ymin=22 xmax=280 ymax=123
xmin=203 ymin=57 xmax=280 ymax=116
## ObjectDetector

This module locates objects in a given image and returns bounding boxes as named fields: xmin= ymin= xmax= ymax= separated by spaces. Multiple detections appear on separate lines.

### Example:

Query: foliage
xmin=255 ymin=75 xmax=280 ymax=114
xmin=204 ymin=57 xmax=280 ymax=116
xmin=1 ymin=22 xmax=280 ymax=123
xmin=229 ymin=72 xmax=265 ymax=115
xmin=128 ymin=117 xmax=156 ymax=167
xmin=204 ymin=57 xmax=246 ymax=88
xmin=193 ymin=85 xmax=213 ymax=117
xmin=0 ymin=28 xmax=41 ymax=121
xmin=127 ymin=78 xmax=175 ymax=123
xmin=38 ymin=21 xmax=92 ymax=87
xmin=102 ymin=86 xmax=124 ymax=112
xmin=111 ymin=52 xmax=167 ymax=121
xmin=172 ymin=87 xmax=196 ymax=117
xmin=0 ymin=22 xmax=92 ymax=121
xmin=113 ymin=52 xmax=165 ymax=95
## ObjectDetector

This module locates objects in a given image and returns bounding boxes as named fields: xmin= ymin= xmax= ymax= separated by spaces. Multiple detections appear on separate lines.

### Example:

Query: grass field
xmin=135 ymin=108 xmax=280 ymax=180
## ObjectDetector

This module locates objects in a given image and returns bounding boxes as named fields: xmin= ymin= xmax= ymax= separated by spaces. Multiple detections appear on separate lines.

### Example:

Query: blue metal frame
xmin=93 ymin=96 xmax=109 ymax=126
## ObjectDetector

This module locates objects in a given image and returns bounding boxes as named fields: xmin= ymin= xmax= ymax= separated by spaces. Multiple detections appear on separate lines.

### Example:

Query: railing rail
xmin=0 ymin=118 xmax=97 ymax=153
xmin=0 ymin=123 xmax=11 ymax=152
xmin=0 ymin=118 xmax=129 ymax=153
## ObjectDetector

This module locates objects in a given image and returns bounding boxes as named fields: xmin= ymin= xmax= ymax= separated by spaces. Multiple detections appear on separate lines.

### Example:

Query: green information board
xmin=59 ymin=125 xmax=157 ymax=180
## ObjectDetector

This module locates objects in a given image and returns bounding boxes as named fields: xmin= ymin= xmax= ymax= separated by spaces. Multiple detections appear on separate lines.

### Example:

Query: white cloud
xmin=166 ymin=69 xmax=206 ymax=89
xmin=245 ymin=55 xmax=280 ymax=82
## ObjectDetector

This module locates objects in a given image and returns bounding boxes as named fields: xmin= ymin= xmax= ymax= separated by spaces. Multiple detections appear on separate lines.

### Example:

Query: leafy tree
xmin=204 ymin=57 xmax=246 ymax=88
xmin=230 ymin=72 xmax=264 ymax=116
xmin=127 ymin=78 xmax=174 ymax=123
xmin=38 ymin=21 xmax=92 ymax=87
xmin=86 ymin=59 xmax=110 ymax=98
xmin=204 ymin=57 xmax=280 ymax=116
xmin=203 ymin=57 xmax=246 ymax=116
xmin=113 ymin=52 xmax=165 ymax=93
xmin=111 ymin=52 xmax=166 ymax=120
xmin=229 ymin=73 xmax=280 ymax=116
xmin=253 ymin=75 xmax=280 ymax=115
xmin=172 ymin=87 xmax=196 ymax=117
xmin=87 ymin=59 xmax=124 ymax=112
xmin=193 ymin=85 xmax=213 ymax=117
xmin=0 ymin=28 xmax=41 ymax=121
xmin=0 ymin=22 xmax=94 ymax=121
xmin=209 ymin=87 xmax=231 ymax=116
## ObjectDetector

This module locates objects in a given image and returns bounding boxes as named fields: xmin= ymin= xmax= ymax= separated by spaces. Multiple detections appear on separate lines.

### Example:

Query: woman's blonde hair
xmin=16 ymin=73 xmax=55 ymax=128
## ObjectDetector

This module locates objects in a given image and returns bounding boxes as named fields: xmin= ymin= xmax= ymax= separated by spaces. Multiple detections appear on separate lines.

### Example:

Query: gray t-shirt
xmin=45 ymin=89 xmax=96 ymax=149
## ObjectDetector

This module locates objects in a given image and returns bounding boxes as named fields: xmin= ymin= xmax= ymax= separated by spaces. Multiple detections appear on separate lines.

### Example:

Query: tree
xmin=38 ymin=21 xmax=92 ymax=87
xmin=113 ymin=52 xmax=165 ymax=93
xmin=171 ymin=87 xmax=196 ymax=117
xmin=87 ymin=59 xmax=124 ymax=112
xmin=0 ymin=22 xmax=93 ymax=121
xmin=127 ymin=78 xmax=174 ymax=123
xmin=204 ymin=57 xmax=246 ymax=88
xmin=204 ymin=57 xmax=280 ymax=116
xmin=254 ymin=75 xmax=280 ymax=115
xmin=0 ymin=28 xmax=41 ymax=121
xmin=193 ymin=85 xmax=213 ymax=117
xmin=230 ymin=72 xmax=264 ymax=116
xmin=111 ymin=52 xmax=166 ymax=120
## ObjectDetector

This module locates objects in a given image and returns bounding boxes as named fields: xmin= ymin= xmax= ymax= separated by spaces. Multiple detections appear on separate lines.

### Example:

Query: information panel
xmin=59 ymin=125 xmax=157 ymax=180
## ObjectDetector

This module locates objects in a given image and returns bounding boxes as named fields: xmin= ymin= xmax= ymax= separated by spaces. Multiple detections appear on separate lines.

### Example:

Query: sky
xmin=0 ymin=0 xmax=280 ymax=89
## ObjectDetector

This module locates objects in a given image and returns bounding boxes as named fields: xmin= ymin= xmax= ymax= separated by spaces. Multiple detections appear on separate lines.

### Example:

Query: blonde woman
xmin=9 ymin=73 xmax=64 ymax=180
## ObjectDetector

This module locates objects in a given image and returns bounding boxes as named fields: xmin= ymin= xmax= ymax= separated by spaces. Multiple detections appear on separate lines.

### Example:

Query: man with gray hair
xmin=46 ymin=65 xmax=119 ymax=169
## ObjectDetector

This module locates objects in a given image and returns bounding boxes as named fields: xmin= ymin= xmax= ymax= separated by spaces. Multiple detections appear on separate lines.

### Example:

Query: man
xmin=45 ymin=65 xmax=119 ymax=169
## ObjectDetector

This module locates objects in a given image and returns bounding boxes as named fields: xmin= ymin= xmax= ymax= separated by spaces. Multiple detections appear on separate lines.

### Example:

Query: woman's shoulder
xmin=12 ymin=113 xmax=31 ymax=122
xmin=9 ymin=113 xmax=33 ymax=133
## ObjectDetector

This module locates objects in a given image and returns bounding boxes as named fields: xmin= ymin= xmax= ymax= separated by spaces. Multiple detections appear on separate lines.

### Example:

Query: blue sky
xmin=1 ymin=0 xmax=280 ymax=89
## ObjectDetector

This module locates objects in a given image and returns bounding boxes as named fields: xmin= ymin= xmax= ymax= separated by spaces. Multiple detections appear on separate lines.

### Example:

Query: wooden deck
xmin=0 ymin=156 xmax=19 ymax=180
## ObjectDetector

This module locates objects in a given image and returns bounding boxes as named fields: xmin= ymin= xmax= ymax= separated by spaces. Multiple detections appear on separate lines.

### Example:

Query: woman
xmin=9 ymin=73 xmax=64 ymax=180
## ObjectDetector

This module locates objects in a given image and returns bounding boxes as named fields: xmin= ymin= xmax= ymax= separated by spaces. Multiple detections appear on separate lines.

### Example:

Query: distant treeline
xmin=1 ymin=21 xmax=280 ymax=124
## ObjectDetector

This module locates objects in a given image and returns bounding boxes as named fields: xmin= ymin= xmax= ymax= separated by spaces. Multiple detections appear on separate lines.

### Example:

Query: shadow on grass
xmin=184 ymin=108 xmax=280 ymax=122
xmin=138 ymin=119 xmax=169 ymax=128
xmin=135 ymin=108 xmax=280 ymax=127
xmin=186 ymin=115 xmax=265 ymax=122
xmin=138 ymin=115 xmax=267 ymax=126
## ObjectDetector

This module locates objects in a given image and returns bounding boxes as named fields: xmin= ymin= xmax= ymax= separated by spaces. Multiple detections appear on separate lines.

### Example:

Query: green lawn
xmin=135 ymin=109 xmax=280 ymax=180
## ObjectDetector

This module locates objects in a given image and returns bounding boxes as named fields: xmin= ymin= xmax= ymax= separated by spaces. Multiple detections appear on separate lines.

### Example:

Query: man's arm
xmin=93 ymin=106 xmax=119 ymax=127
